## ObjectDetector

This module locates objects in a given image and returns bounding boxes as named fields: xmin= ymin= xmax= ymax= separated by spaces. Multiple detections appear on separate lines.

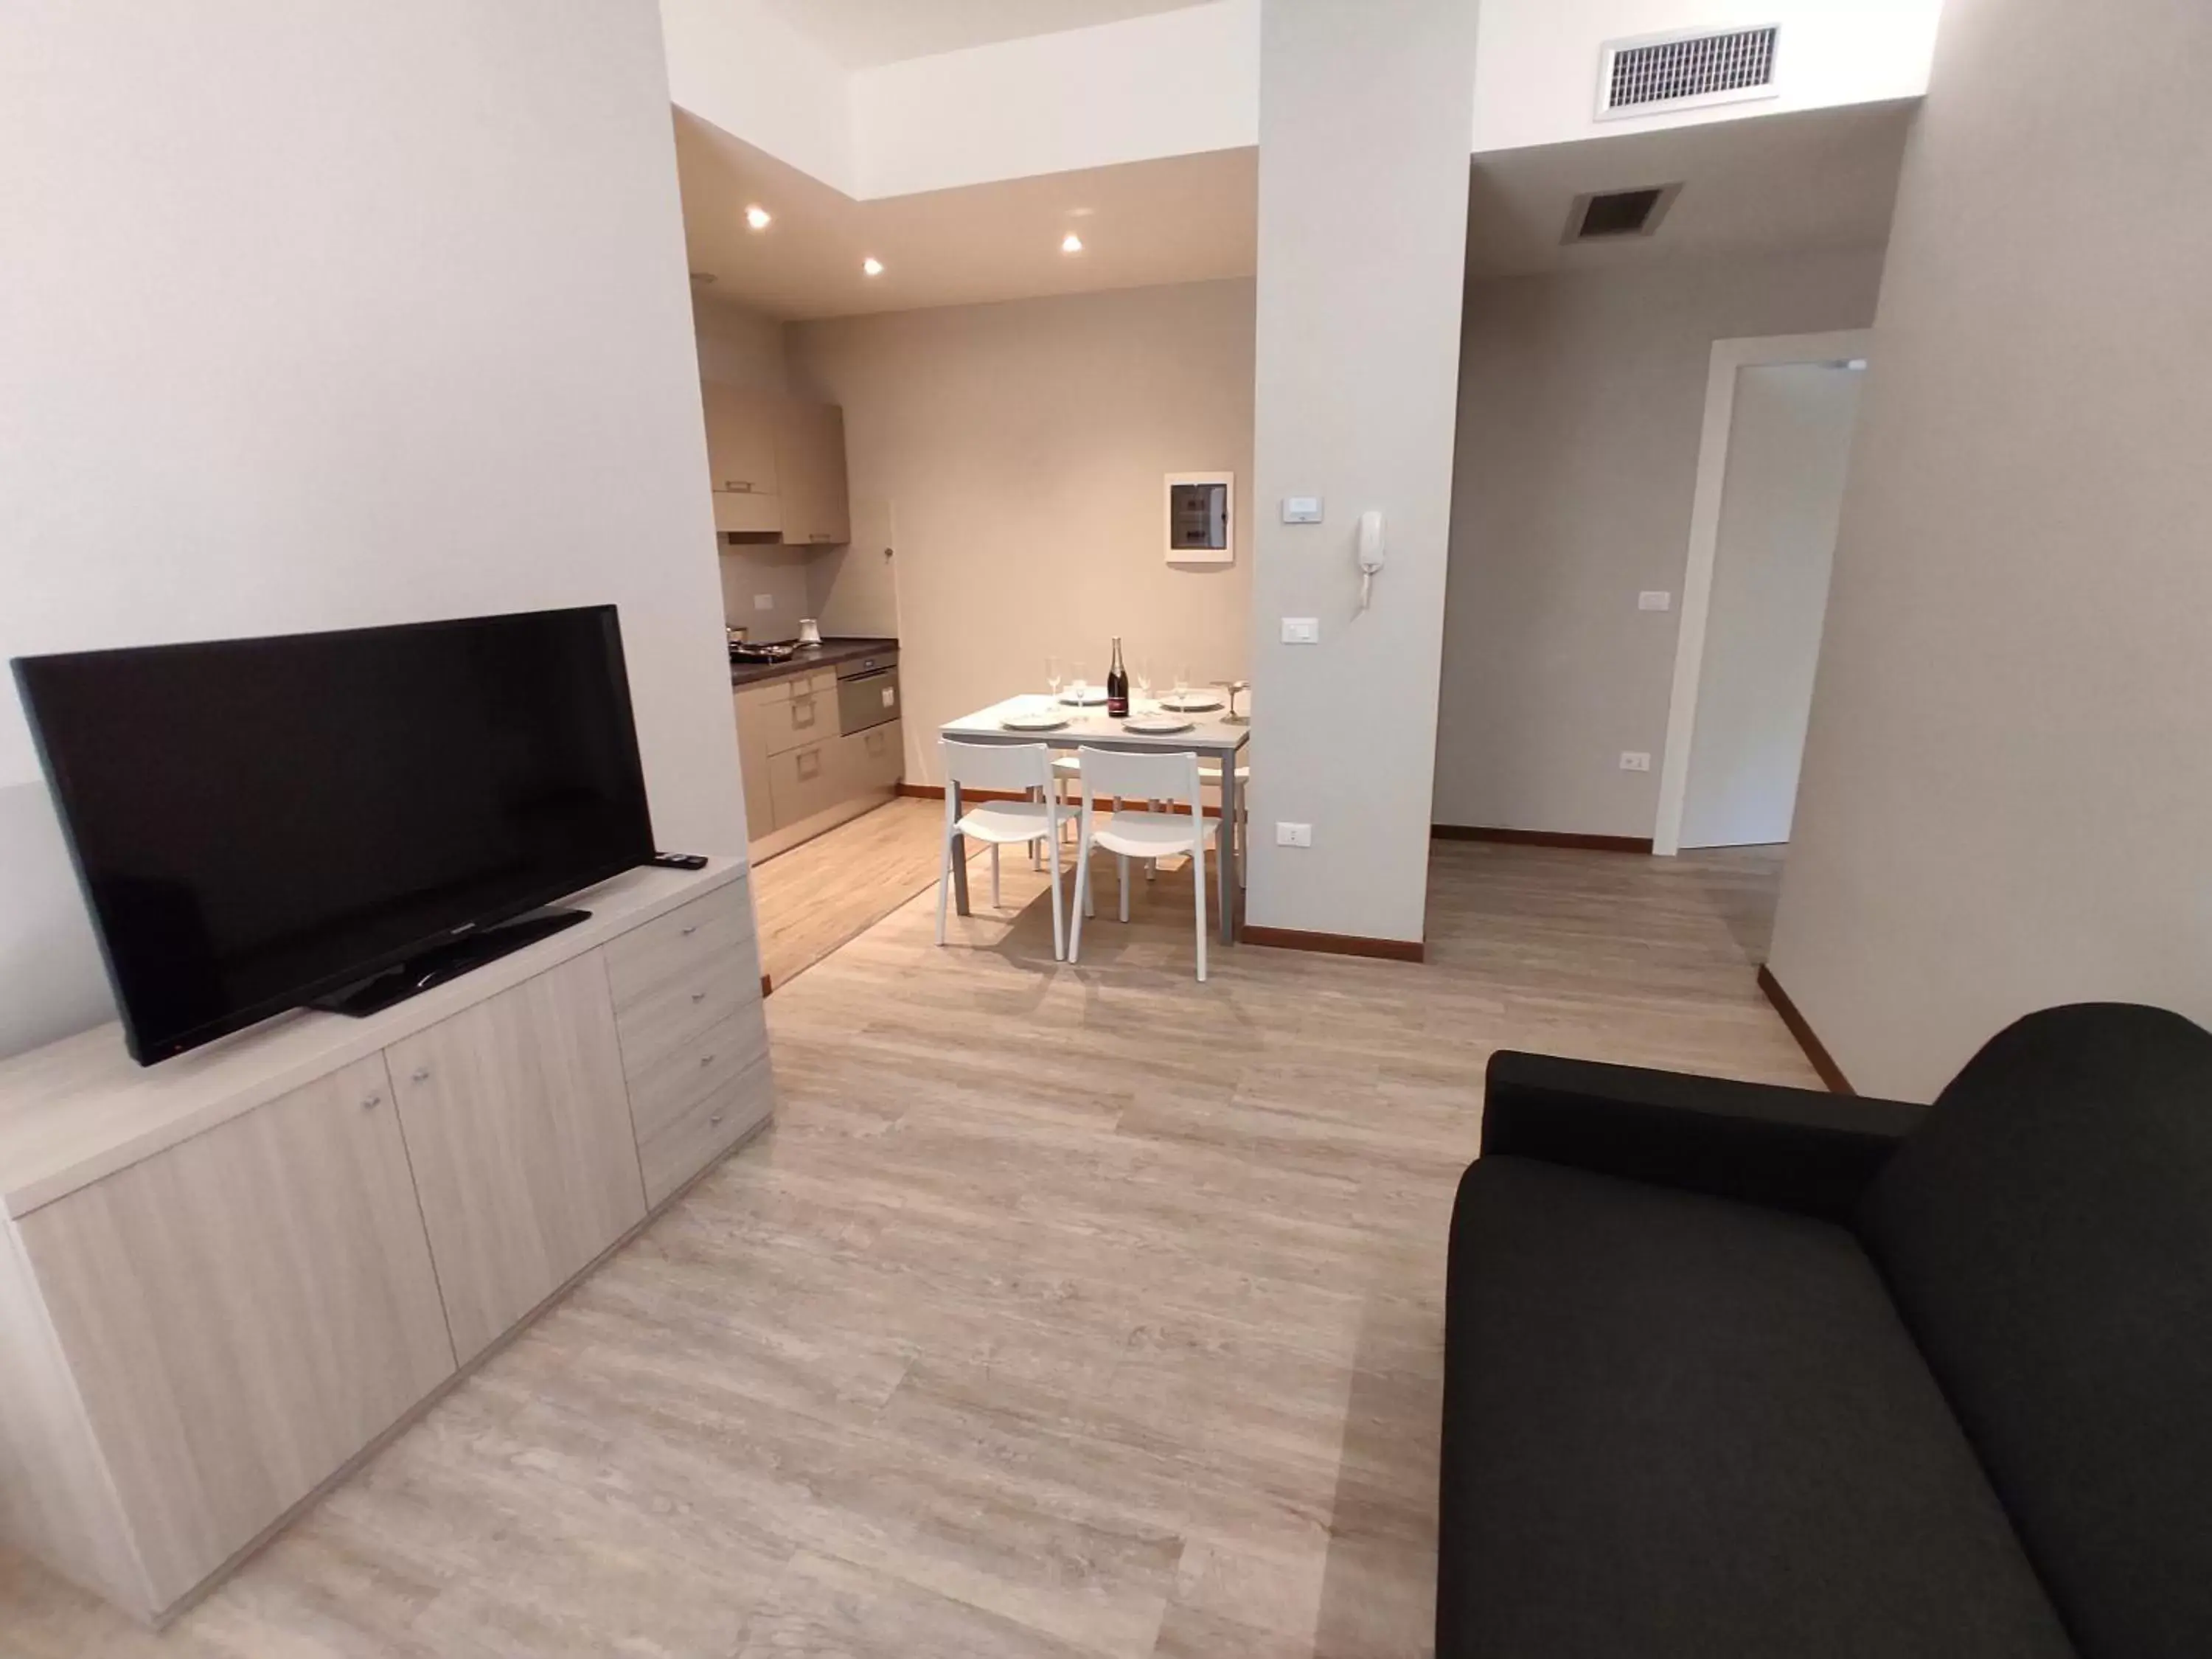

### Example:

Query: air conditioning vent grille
xmin=1601 ymin=26 xmax=1778 ymax=118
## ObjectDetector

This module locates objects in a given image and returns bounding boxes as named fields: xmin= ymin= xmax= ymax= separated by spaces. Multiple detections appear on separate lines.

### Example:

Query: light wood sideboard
xmin=0 ymin=859 xmax=771 ymax=1623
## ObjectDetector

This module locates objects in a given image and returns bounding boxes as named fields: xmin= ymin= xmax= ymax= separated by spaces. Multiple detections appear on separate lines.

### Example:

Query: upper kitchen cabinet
xmin=698 ymin=386 xmax=851 ymax=546
xmin=702 ymin=384 xmax=781 ymax=535
xmin=773 ymin=400 xmax=851 ymax=546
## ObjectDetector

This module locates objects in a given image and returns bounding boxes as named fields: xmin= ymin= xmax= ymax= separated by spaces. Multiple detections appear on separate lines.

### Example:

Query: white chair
xmin=1199 ymin=758 xmax=1252 ymax=886
xmin=1068 ymin=747 xmax=1215 ymax=981
xmin=936 ymin=740 xmax=1066 ymax=961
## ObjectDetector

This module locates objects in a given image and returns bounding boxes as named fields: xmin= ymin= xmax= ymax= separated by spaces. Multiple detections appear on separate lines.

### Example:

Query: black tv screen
xmin=14 ymin=606 xmax=655 ymax=1063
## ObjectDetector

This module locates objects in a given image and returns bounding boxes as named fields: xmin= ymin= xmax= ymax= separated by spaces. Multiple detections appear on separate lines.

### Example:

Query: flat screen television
xmin=13 ymin=606 xmax=655 ymax=1064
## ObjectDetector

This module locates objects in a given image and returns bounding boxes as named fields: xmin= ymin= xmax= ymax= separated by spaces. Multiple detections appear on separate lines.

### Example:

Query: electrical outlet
xmin=1281 ymin=617 xmax=1321 ymax=644
xmin=1276 ymin=822 xmax=1313 ymax=848
xmin=754 ymin=594 xmax=775 ymax=611
xmin=1638 ymin=591 xmax=1672 ymax=612
xmin=1620 ymin=751 xmax=1652 ymax=772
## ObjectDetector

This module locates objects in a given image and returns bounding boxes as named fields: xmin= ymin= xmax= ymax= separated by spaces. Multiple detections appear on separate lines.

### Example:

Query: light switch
xmin=1276 ymin=822 xmax=1313 ymax=847
xmin=1638 ymin=591 xmax=1672 ymax=612
xmin=1281 ymin=617 xmax=1321 ymax=644
xmin=1281 ymin=496 xmax=1324 ymax=524
xmin=754 ymin=594 xmax=775 ymax=611
xmin=1620 ymin=751 xmax=1652 ymax=772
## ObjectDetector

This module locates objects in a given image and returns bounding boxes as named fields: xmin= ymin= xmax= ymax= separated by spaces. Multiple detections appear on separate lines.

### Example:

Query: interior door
xmin=1680 ymin=362 xmax=1863 ymax=849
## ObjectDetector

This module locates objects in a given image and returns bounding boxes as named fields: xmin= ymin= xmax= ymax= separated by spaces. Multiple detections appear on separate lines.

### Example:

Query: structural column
xmin=1244 ymin=0 xmax=1480 ymax=949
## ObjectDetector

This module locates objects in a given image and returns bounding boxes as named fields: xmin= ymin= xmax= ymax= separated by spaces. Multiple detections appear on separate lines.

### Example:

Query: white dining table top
xmin=941 ymin=693 xmax=1251 ymax=754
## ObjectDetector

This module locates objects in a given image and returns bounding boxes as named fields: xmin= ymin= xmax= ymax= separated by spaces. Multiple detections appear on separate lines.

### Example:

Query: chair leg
xmin=1118 ymin=853 xmax=1130 ymax=923
xmin=935 ymin=827 xmax=952 ymax=946
xmin=1192 ymin=835 xmax=1208 ymax=983
xmin=1047 ymin=821 xmax=1066 ymax=961
xmin=1069 ymin=826 xmax=1091 ymax=961
xmin=1146 ymin=799 xmax=1158 ymax=880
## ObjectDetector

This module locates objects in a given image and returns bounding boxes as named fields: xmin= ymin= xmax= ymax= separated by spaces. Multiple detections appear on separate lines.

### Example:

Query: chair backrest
xmin=1854 ymin=1003 xmax=2212 ymax=1659
xmin=1074 ymin=745 xmax=1202 ymax=812
xmin=939 ymin=738 xmax=1053 ymax=794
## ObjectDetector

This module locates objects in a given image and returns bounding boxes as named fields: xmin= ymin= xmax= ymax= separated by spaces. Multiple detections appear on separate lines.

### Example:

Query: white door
xmin=1680 ymin=363 xmax=1862 ymax=849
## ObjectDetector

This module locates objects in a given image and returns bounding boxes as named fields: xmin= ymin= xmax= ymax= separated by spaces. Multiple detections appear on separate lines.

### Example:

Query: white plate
xmin=1058 ymin=689 xmax=1109 ymax=706
xmin=1001 ymin=713 xmax=1068 ymax=731
xmin=1124 ymin=714 xmax=1194 ymax=735
xmin=1158 ymin=694 xmax=1222 ymax=713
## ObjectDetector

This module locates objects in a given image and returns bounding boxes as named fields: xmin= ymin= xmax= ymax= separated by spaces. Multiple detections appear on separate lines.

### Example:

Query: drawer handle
xmin=692 ymin=990 xmax=708 ymax=1003
xmin=410 ymin=1067 xmax=431 ymax=1083
xmin=362 ymin=1092 xmax=383 ymax=1110
xmin=709 ymin=1113 xmax=726 ymax=1127
xmin=700 ymin=1054 xmax=716 ymax=1068
xmin=681 ymin=924 xmax=699 ymax=936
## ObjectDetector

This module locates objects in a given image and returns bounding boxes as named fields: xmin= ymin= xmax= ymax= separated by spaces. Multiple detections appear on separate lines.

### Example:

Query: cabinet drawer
xmin=639 ymin=1053 xmax=774 ymax=1208
xmin=605 ymin=881 xmax=754 ymax=1021
xmin=769 ymin=740 xmax=841 ymax=826
xmin=762 ymin=688 xmax=832 ymax=755
xmin=625 ymin=1001 xmax=771 ymax=1144
xmin=858 ymin=719 xmax=903 ymax=789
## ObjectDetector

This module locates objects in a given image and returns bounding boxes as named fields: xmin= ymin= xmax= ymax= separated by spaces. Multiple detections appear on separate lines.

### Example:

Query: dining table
xmin=938 ymin=692 xmax=1252 ymax=943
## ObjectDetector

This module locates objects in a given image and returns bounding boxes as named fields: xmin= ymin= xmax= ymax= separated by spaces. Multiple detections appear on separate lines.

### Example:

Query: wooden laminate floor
xmin=0 ymin=840 xmax=1815 ymax=1659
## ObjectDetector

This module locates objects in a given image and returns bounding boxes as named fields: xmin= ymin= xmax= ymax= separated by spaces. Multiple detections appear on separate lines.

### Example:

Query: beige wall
xmin=692 ymin=293 xmax=789 ymax=394
xmin=0 ymin=0 xmax=737 ymax=1059
xmin=1769 ymin=0 xmax=2212 ymax=1099
xmin=785 ymin=280 xmax=1256 ymax=780
xmin=1244 ymin=0 xmax=1480 ymax=945
xmin=1435 ymin=248 xmax=1885 ymax=838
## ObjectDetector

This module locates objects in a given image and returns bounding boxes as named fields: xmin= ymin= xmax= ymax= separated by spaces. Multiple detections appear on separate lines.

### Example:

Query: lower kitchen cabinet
xmin=384 ymin=952 xmax=647 ymax=1364
xmin=14 ymin=1054 xmax=456 ymax=1611
xmin=768 ymin=738 xmax=843 ymax=827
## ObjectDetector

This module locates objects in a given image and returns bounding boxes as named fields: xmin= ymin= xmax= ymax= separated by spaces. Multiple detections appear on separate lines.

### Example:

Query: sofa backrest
xmin=1857 ymin=1003 xmax=2212 ymax=1659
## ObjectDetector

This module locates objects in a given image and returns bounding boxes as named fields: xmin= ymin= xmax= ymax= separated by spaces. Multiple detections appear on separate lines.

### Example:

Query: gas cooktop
xmin=728 ymin=638 xmax=798 ymax=664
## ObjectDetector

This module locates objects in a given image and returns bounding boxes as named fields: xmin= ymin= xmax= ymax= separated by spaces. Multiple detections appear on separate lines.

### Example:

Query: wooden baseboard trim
xmin=760 ymin=973 xmax=773 ymax=998
xmin=900 ymin=782 xmax=1225 ymax=818
xmin=1242 ymin=925 xmax=1425 ymax=964
xmin=1433 ymin=824 xmax=1654 ymax=855
xmin=1757 ymin=965 xmax=1853 ymax=1095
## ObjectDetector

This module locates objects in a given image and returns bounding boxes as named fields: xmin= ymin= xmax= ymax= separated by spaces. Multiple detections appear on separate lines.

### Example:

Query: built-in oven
xmin=835 ymin=650 xmax=900 ymax=735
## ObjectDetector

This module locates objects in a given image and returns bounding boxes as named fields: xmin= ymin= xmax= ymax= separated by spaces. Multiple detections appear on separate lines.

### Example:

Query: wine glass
xmin=1045 ymin=655 xmax=1062 ymax=707
xmin=1171 ymin=663 xmax=1190 ymax=707
xmin=1071 ymin=661 xmax=1089 ymax=703
xmin=1132 ymin=656 xmax=1152 ymax=709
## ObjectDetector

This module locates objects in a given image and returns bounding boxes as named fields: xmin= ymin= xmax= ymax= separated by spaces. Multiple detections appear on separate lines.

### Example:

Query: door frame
xmin=1652 ymin=329 xmax=1873 ymax=856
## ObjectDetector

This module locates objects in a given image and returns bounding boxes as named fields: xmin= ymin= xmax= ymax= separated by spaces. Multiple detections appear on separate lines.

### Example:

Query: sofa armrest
xmin=1480 ymin=1050 xmax=1926 ymax=1220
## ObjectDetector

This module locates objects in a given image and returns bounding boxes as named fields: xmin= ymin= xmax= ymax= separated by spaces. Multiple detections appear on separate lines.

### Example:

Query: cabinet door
xmin=18 ymin=1054 xmax=454 ymax=1611
xmin=385 ymin=953 xmax=645 ymax=1364
xmin=700 ymin=383 xmax=780 ymax=497
xmin=769 ymin=740 xmax=840 ymax=827
xmin=776 ymin=401 xmax=851 ymax=546
xmin=735 ymin=690 xmax=776 ymax=841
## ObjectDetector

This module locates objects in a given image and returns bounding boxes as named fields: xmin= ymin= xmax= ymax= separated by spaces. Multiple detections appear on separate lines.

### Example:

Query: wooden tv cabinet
xmin=0 ymin=858 xmax=771 ymax=1623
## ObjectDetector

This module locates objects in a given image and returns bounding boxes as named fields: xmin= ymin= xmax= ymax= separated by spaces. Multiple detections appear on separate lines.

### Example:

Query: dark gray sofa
xmin=1439 ymin=1002 xmax=2212 ymax=1659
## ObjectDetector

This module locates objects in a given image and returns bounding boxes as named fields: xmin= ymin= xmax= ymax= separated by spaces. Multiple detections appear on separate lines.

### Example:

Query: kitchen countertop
xmin=729 ymin=636 xmax=898 ymax=689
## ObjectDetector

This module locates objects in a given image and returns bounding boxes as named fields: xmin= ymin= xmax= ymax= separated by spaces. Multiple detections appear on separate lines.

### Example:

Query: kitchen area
xmin=700 ymin=376 xmax=908 ymax=863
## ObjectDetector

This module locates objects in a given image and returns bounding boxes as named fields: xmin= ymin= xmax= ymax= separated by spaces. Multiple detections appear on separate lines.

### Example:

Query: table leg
xmin=1217 ymin=759 xmax=1239 ymax=944
xmin=950 ymin=779 xmax=971 ymax=916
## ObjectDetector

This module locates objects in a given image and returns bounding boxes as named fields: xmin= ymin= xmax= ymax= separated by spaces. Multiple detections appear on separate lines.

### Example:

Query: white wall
xmin=658 ymin=0 xmax=857 ymax=194
xmin=1472 ymin=0 xmax=1943 ymax=153
xmin=1244 ymin=0 xmax=1479 ymax=946
xmin=0 ymin=0 xmax=741 ymax=1060
xmin=851 ymin=1 xmax=1260 ymax=198
xmin=785 ymin=281 xmax=1255 ymax=781
xmin=1433 ymin=248 xmax=1884 ymax=838
xmin=692 ymin=293 xmax=790 ymax=393
xmin=1767 ymin=0 xmax=2212 ymax=1099
xmin=1680 ymin=363 xmax=1862 ymax=849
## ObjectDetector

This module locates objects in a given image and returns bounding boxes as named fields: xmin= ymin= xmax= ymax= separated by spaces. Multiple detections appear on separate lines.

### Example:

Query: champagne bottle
xmin=1106 ymin=637 xmax=1130 ymax=718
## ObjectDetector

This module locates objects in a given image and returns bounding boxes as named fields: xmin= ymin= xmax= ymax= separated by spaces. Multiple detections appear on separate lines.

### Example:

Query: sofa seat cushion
xmin=1439 ymin=1157 xmax=2075 ymax=1659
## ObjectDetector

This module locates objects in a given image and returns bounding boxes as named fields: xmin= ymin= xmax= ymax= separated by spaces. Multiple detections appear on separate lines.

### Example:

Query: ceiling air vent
xmin=1598 ymin=25 xmax=1779 ymax=120
xmin=1562 ymin=183 xmax=1683 ymax=244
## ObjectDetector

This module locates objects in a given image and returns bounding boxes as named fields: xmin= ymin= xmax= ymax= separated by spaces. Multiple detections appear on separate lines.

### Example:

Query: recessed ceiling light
xmin=745 ymin=204 xmax=772 ymax=231
xmin=1061 ymin=232 xmax=1085 ymax=254
xmin=862 ymin=257 xmax=885 ymax=276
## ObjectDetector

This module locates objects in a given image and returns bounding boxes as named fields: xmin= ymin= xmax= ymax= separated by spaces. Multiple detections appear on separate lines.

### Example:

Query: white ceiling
xmin=675 ymin=111 xmax=1256 ymax=320
xmin=760 ymin=0 xmax=1214 ymax=69
xmin=1466 ymin=100 xmax=1916 ymax=279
